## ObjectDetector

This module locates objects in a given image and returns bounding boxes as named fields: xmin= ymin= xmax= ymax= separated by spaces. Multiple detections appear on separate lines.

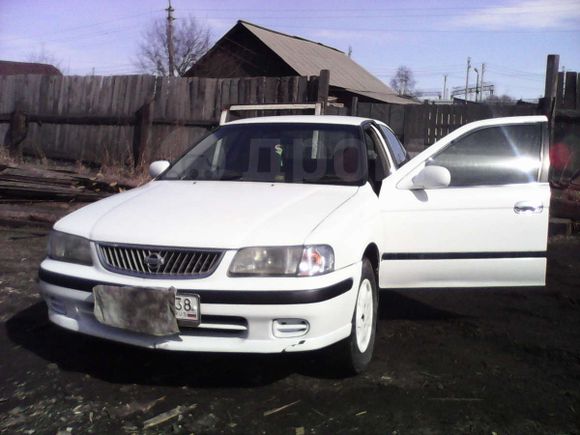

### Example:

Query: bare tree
xmin=135 ymin=16 xmax=211 ymax=77
xmin=486 ymin=94 xmax=516 ymax=104
xmin=389 ymin=66 xmax=416 ymax=96
xmin=27 ymin=45 xmax=64 ymax=72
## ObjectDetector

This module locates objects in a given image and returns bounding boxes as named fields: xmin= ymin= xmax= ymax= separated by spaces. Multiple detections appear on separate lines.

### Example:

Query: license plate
xmin=175 ymin=294 xmax=200 ymax=326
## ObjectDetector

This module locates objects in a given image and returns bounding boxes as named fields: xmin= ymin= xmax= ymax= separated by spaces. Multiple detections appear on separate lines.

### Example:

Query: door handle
xmin=514 ymin=201 xmax=543 ymax=214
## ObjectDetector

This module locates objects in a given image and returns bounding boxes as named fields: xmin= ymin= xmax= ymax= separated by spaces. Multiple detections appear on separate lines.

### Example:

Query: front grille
xmin=180 ymin=315 xmax=249 ymax=338
xmin=97 ymin=243 xmax=223 ymax=278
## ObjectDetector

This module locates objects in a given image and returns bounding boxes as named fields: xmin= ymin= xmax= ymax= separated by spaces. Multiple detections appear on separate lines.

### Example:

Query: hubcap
xmin=355 ymin=278 xmax=374 ymax=352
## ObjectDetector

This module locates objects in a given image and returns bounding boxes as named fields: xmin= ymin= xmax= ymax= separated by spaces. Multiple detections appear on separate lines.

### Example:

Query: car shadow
xmin=5 ymin=293 xmax=462 ymax=387
xmin=378 ymin=289 xmax=463 ymax=321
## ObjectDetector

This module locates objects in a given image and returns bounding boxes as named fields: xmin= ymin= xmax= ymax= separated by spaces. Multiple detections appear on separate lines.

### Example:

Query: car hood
xmin=55 ymin=180 xmax=358 ymax=248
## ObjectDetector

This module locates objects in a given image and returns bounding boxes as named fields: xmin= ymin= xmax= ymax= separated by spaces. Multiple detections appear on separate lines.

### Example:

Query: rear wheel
xmin=334 ymin=258 xmax=378 ymax=375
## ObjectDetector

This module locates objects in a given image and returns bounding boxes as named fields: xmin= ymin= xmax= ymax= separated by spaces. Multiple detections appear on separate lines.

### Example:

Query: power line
xmin=232 ymin=24 xmax=580 ymax=33
xmin=184 ymin=2 xmax=580 ymax=12
xmin=0 ymin=10 xmax=161 ymax=43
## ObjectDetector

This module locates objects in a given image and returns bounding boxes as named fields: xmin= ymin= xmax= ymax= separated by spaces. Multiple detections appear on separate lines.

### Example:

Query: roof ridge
xmin=238 ymin=20 xmax=345 ymax=54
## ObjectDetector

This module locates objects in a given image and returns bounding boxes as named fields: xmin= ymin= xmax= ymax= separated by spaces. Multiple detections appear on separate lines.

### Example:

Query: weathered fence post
xmin=317 ymin=69 xmax=330 ymax=113
xmin=543 ymin=54 xmax=560 ymax=143
xmin=349 ymin=96 xmax=358 ymax=116
xmin=132 ymin=100 xmax=153 ymax=168
xmin=6 ymin=109 xmax=27 ymax=158
xmin=563 ymin=71 xmax=578 ymax=110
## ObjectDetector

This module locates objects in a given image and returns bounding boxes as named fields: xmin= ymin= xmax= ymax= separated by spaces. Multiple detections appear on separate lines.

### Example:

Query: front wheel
xmin=334 ymin=258 xmax=378 ymax=375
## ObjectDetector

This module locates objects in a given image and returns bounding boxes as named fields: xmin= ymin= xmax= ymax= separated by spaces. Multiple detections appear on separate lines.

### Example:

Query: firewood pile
xmin=0 ymin=164 xmax=136 ymax=227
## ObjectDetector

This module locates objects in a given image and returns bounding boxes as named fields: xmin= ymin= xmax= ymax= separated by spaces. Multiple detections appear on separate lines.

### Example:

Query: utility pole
xmin=474 ymin=67 xmax=480 ymax=102
xmin=165 ymin=0 xmax=175 ymax=76
xmin=442 ymin=74 xmax=448 ymax=100
xmin=480 ymin=63 xmax=486 ymax=101
xmin=464 ymin=57 xmax=471 ymax=103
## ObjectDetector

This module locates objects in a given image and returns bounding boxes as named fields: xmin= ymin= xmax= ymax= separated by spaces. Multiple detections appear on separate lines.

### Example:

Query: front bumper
xmin=38 ymin=258 xmax=361 ymax=353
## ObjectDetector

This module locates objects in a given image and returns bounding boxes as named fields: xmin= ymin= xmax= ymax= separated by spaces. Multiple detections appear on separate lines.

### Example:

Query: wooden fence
xmin=358 ymin=101 xmax=540 ymax=152
xmin=556 ymin=71 xmax=580 ymax=110
xmin=0 ymin=72 xmax=555 ymax=165
xmin=0 ymin=74 xmax=320 ymax=165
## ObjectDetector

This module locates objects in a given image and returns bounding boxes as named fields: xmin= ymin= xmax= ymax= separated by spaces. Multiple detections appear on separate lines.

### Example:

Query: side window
xmin=364 ymin=127 xmax=390 ymax=172
xmin=379 ymin=125 xmax=408 ymax=166
xmin=428 ymin=124 xmax=543 ymax=187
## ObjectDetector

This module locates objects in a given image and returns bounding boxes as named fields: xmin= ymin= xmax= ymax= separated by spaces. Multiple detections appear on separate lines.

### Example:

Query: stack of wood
xmin=0 ymin=164 xmax=136 ymax=227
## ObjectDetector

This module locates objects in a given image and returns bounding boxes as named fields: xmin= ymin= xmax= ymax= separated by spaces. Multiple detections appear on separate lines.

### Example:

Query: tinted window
xmin=363 ymin=126 xmax=390 ymax=193
xmin=428 ymin=124 xmax=542 ymax=187
xmin=379 ymin=125 xmax=407 ymax=165
xmin=161 ymin=123 xmax=366 ymax=186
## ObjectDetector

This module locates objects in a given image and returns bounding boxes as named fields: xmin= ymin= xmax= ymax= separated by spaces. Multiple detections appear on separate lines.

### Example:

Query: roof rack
xmin=219 ymin=103 xmax=323 ymax=125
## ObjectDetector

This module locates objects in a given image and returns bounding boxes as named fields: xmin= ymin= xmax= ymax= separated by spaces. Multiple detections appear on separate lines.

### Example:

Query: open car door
xmin=378 ymin=116 xmax=550 ymax=288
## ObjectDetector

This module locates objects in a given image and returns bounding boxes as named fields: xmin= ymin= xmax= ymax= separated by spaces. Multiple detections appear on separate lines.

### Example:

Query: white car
xmin=39 ymin=115 xmax=550 ymax=373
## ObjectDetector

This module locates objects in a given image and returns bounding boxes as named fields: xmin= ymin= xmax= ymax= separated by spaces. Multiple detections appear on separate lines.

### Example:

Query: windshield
xmin=161 ymin=123 xmax=367 ymax=186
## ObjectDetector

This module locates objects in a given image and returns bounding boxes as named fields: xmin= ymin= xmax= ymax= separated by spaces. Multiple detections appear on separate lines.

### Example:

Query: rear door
xmin=378 ymin=116 xmax=550 ymax=288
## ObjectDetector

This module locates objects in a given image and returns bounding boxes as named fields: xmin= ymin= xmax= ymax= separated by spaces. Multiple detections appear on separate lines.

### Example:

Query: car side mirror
xmin=149 ymin=160 xmax=170 ymax=178
xmin=409 ymin=165 xmax=451 ymax=190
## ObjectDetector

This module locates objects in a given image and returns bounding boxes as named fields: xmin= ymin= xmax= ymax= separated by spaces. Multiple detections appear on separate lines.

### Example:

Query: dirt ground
xmin=0 ymin=223 xmax=579 ymax=435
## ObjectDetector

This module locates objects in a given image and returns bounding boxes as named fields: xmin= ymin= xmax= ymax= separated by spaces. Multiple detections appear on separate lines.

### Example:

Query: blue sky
xmin=1 ymin=0 xmax=579 ymax=100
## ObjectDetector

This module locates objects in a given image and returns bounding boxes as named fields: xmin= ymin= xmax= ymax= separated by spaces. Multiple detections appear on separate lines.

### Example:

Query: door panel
xmin=378 ymin=116 xmax=550 ymax=289
xmin=379 ymin=183 xmax=550 ymax=288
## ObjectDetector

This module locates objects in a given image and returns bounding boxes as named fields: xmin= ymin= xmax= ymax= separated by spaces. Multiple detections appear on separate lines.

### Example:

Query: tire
xmin=334 ymin=258 xmax=378 ymax=375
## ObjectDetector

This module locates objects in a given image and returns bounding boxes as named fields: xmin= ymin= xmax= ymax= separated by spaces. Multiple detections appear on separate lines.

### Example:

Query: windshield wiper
xmin=218 ymin=170 xmax=244 ymax=180
xmin=302 ymin=175 xmax=362 ymax=185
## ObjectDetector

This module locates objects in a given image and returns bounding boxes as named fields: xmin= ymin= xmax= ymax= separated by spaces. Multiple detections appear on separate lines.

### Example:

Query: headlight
xmin=48 ymin=231 xmax=93 ymax=265
xmin=229 ymin=245 xmax=334 ymax=277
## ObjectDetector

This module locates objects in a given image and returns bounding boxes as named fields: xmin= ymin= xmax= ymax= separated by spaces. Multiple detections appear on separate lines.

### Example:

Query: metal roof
xmin=0 ymin=60 xmax=62 ymax=76
xmin=239 ymin=21 xmax=415 ymax=105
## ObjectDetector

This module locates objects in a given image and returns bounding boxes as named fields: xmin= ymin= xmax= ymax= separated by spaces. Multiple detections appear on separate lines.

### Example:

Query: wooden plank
xmin=187 ymin=77 xmax=197 ymax=118
xmin=6 ymin=76 xmax=17 ymax=112
xmin=290 ymin=76 xmax=299 ymax=103
xmin=317 ymin=69 xmax=330 ymax=105
xmin=0 ymin=111 xmax=218 ymax=127
xmin=249 ymin=77 xmax=259 ymax=104
xmin=349 ymin=96 xmax=358 ymax=116
xmin=109 ymin=76 xmax=123 ymax=115
xmin=577 ymin=74 xmax=580 ymax=111
xmin=132 ymin=100 xmax=152 ymax=167
xmin=264 ymin=77 xmax=278 ymax=104
xmin=62 ymin=76 xmax=73 ymax=114
xmin=257 ymin=77 xmax=266 ymax=104
xmin=214 ymin=78 xmax=224 ymax=119
xmin=70 ymin=75 xmax=84 ymax=114
xmin=297 ymin=76 xmax=308 ymax=103
xmin=224 ymin=78 xmax=235 ymax=108
xmin=279 ymin=76 xmax=290 ymax=104
xmin=192 ymin=77 xmax=204 ymax=120
xmin=229 ymin=78 xmax=239 ymax=105
xmin=25 ymin=75 xmax=41 ymax=113
xmin=0 ymin=76 xmax=6 ymax=113
xmin=124 ymin=75 xmax=138 ymax=114
xmin=556 ymin=71 xmax=564 ymax=111
xmin=203 ymin=78 xmax=217 ymax=120
xmin=390 ymin=105 xmax=405 ymax=137
xmin=152 ymin=76 xmax=164 ymax=119
xmin=563 ymin=71 xmax=577 ymax=110
xmin=83 ymin=76 xmax=95 ymax=114
xmin=543 ymin=54 xmax=559 ymax=115
xmin=177 ymin=77 xmax=189 ymax=120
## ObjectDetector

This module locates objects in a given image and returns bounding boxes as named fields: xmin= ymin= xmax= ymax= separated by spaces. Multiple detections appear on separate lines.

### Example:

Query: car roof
xmin=225 ymin=115 xmax=378 ymax=126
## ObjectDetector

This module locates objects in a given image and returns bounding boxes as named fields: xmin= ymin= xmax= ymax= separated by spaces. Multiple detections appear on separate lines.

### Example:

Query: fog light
xmin=272 ymin=319 xmax=309 ymax=338
xmin=47 ymin=296 xmax=66 ymax=315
